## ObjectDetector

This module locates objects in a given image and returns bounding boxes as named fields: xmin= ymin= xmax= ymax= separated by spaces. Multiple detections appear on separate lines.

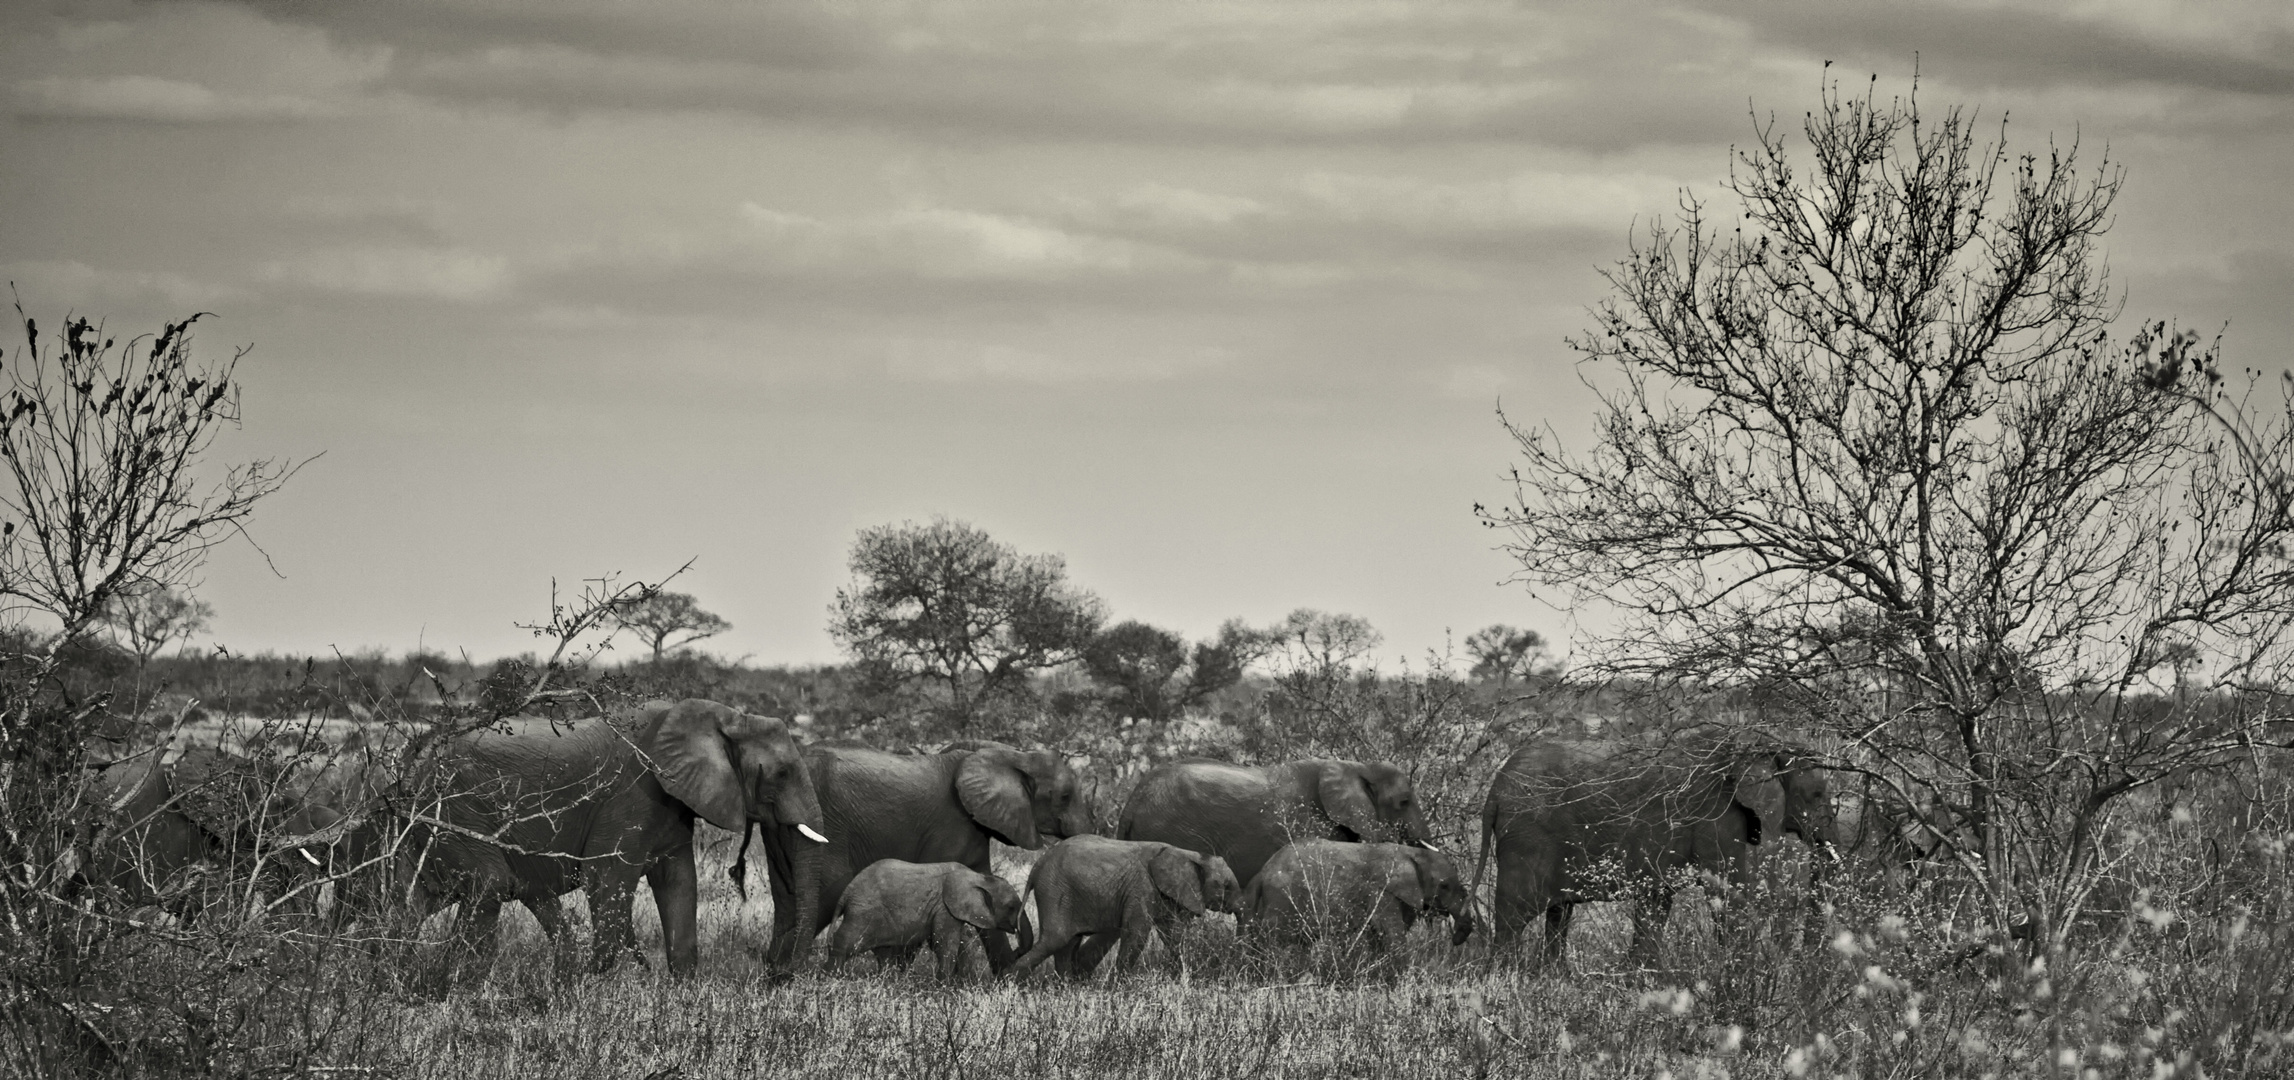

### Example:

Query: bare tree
xmin=1480 ymin=75 xmax=2294 ymax=957
xmin=609 ymin=589 xmax=731 ymax=663
xmin=100 ymin=578 xmax=214 ymax=666
xmin=0 ymin=306 xmax=300 ymax=1072
xmin=829 ymin=516 xmax=1105 ymax=728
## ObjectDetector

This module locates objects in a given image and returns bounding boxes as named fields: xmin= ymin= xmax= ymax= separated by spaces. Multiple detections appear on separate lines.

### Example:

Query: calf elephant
xmin=1477 ymin=733 xmax=1837 ymax=966
xmin=1119 ymin=758 xmax=1434 ymax=889
xmin=766 ymin=740 xmax=1091 ymax=972
xmin=1013 ymin=835 xmax=1240 ymax=978
xmin=1241 ymin=840 xmax=1473 ymax=951
xmin=825 ymin=860 xmax=1026 ymax=981
xmin=412 ymin=698 xmax=827 ymax=979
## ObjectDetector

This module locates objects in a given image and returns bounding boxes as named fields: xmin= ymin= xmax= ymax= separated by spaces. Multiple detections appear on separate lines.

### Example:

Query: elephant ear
xmin=1385 ymin=850 xmax=1429 ymax=911
xmin=942 ymin=871 xmax=1000 ymax=930
xmin=1731 ymin=755 xmax=1787 ymax=847
xmin=644 ymin=699 xmax=748 ymax=832
xmin=955 ymin=749 xmax=1042 ymax=849
xmin=1316 ymin=761 xmax=1380 ymax=841
xmin=167 ymin=747 xmax=260 ymax=839
xmin=1148 ymin=846 xmax=1208 ymax=916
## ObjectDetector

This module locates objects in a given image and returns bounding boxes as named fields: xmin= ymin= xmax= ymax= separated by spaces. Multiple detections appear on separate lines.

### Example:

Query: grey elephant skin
xmin=1012 ymin=835 xmax=1239 ymax=978
xmin=81 ymin=740 xmax=341 ymax=916
xmin=772 ymin=741 xmax=1090 ymax=971
xmin=1477 ymin=734 xmax=1837 ymax=964
xmin=1240 ymin=839 xmax=1473 ymax=951
xmin=825 ymin=860 xmax=1025 ymax=981
xmin=1118 ymin=758 xmax=1433 ymax=889
xmin=414 ymin=698 xmax=826 ymax=978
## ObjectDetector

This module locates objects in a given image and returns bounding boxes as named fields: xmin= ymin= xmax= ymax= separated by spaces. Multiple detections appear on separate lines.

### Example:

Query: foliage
xmin=1480 ymin=73 xmax=2294 ymax=962
xmin=1079 ymin=618 xmax=1266 ymax=723
xmin=1463 ymin=624 xmax=1555 ymax=688
xmin=828 ymin=516 xmax=1106 ymax=729
xmin=0 ymin=307 xmax=302 ymax=1076
xmin=100 ymin=578 xmax=214 ymax=666
xmin=609 ymin=589 xmax=731 ymax=663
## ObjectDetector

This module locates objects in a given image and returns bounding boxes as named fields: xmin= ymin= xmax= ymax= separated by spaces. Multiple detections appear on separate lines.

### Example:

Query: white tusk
xmin=797 ymin=823 xmax=830 ymax=844
xmin=1418 ymin=840 xmax=1440 ymax=851
xmin=299 ymin=849 xmax=322 ymax=867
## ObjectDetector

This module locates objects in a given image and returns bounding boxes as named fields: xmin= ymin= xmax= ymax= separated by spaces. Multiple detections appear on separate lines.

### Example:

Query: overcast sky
xmin=4 ymin=1 xmax=2290 ymax=668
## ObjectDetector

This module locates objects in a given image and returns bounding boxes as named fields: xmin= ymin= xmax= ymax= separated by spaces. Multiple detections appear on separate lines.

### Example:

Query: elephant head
xmin=1147 ymin=845 xmax=1240 ymax=916
xmin=641 ymin=699 xmax=829 ymax=957
xmin=954 ymin=744 xmax=1092 ymax=849
xmin=1393 ymin=846 xmax=1474 ymax=946
xmin=945 ymin=870 xmax=1027 ymax=935
xmin=1309 ymin=760 xmax=1432 ymax=848
xmin=1730 ymin=753 xmax=1838 ymax=852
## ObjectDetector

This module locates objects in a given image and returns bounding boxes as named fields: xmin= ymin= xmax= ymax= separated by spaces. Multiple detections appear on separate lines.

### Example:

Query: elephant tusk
xmin=1418 ymin=840 xmax=1440 ymax=851
xmin=797 ymin=823 xmax=830 ymax=844
xmin=299 ymin=849 xmax=322 ymax=867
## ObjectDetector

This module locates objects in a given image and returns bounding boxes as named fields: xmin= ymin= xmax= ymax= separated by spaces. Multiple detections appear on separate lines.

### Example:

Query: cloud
xmin=9 ymin=75 xmax=334 ymax=122
xmin=1704 ymin=1 xmax=2294 ymax=96
xmin=735 ymin=203 xmax=1157 ymax=281
xmin=259 ymin=246 xmax=510 ymax=300
xmin=1 ymin=259 xmax=248 ymax=311
xmin=1 ymin=4 xmax=389 ymax=123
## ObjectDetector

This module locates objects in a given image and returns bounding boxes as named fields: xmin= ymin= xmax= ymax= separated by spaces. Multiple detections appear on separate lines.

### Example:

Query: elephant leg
xmin=825 ymin=922 xmax=860 ymax=972
xmin=1542 ymin=903 xmax=1574 ymax=967
xmin=647 ymin=855 xmax=701 ymax=978
xmin=1066 ymin=932 xmax=1118 ymax=979
xmin=1012 ymin=919 xmax=1072 ymax=977
xmin=586 ymin=872 xmax=642 ymax=974
xmin=1492 ymin=852 xmax=1538 ymax=950
xmin=449 ymin=898 xmax=505 ymax=984
xmin=1373 ymin=902 xmax=1411 ymax=954
xmin=1626 ymin=888 xmax=1675 ymax=968
xmin=763 ymin=839 xmax=802 ymax=968
xmin=928 ymin=909 xmax=972 ymax=982
xmin=1114 ymin=896 xmax=1156 ymax=972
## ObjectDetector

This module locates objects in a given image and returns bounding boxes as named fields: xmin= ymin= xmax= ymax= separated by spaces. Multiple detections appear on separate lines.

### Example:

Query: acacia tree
xmin=1464 ymin=624 xmax=1555 ymax=687
xmin=1481 ymin=76 xmax=2294 ymax=956
xmin=1083 ymin=618 xmax=1268 ymax=722
xmin=101 ymin=578 xmax=214 ymax=666
xmin=610 ymin=589 xmax=730 ymax=663
xmin=829 ymin=517 xmax=1105 ymax=727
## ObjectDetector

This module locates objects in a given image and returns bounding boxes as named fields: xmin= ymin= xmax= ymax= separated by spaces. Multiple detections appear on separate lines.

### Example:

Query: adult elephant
xmin=81 ymin=740 xmax=342 ymax=916
xmin=1118 ymin=758 xmax=1435 ymax=889
xmin=414 ymin=698 xmax=827 ymax=979
xmin=1476 ymin=733 xmax=1838 ymax=966
xmin=767 ymin=740 xmax=1091 ymax=972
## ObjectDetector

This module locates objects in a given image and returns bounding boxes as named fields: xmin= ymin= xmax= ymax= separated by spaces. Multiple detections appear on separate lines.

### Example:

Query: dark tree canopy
xmin=1463 ymin=624 xmax=1553 ymax=687
xmin=828 ymin=517 xmax=1105 ymax=726
xmin=1480 ymin=75 xmax=2294 ymax=952
xmin=611 ymin=589 xmax=731 ymax=663
xmin=1083 ymin=618 xmax=1267 ymax=722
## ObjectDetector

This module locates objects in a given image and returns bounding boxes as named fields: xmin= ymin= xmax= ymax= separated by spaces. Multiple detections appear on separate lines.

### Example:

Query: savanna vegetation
xmin=7 ymin=73 xmax=2294 ymax=1079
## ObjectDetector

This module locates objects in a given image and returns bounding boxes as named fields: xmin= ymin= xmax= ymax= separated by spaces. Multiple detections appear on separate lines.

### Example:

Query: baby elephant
xmin=1013 ymin=835 xmax=1240 ymax=978
xmin=826 ymin=860 xmax=1027 ymax=981
xmin=1241 ymin=840 xmax=1474 ymax=951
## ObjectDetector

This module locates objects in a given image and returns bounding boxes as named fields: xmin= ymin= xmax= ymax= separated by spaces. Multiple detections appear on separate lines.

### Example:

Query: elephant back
xmin=1119 ymin=760 xmax=1289 ymax=883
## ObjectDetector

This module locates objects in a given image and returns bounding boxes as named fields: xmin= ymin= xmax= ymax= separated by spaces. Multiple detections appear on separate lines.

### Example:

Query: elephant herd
xmin=81 ymin=698 xmax=1841 ymax=984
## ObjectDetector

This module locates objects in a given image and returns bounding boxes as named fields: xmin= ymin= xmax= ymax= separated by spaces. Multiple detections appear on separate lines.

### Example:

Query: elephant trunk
xmin=1448 ymin=905 xmax=1475 ymax=947
xmin=784 ymin=825 xmax=822 ymax=965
